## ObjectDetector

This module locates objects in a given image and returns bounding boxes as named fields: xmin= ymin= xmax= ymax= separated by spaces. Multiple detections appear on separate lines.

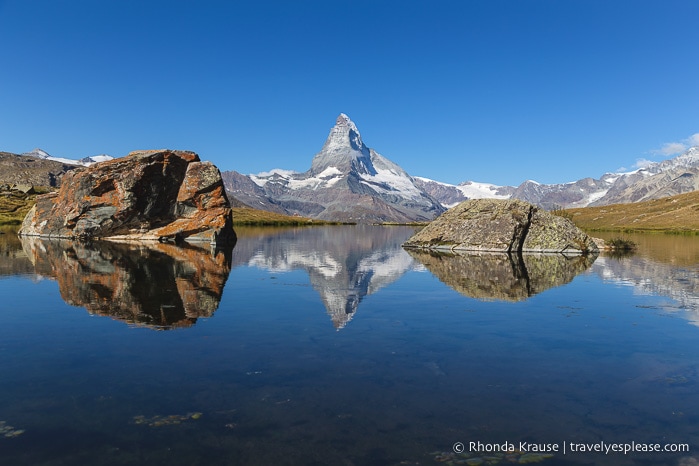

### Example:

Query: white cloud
xmin=652 ymin=132 xmax=699 ymax=157
xmin=654 ymin=142 xmax=687 ymax=156
xmin=633 ymin=158 xmax=655 ymax=169
xmin=253 ymin=168 xmax=297 ymax=178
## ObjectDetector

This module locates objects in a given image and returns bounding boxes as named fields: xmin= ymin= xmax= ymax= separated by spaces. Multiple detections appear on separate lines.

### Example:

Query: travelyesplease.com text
xmin=458 ymin=440 xmax=690 ymax=455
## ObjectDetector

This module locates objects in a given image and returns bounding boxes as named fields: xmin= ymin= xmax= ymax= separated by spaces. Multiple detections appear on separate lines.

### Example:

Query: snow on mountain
xmin=21 ymin=148 xmax=114 ymax=166
xmin=79 ymin=154 xmax=114 ymax=165
xmin=224 ymin=114 xmax=445 ymax=223
xmin=413 ymin=177 xmax=513 ymax=208
xmin=456 ymin=180 xmax=512 ymax=201
xmin=432 ymin=146 xmax=699 ymax=210
xmin=22 ymin=148 xmax=52 ymax=159
xmin=250 ymin=166 xmax=345 ymax=191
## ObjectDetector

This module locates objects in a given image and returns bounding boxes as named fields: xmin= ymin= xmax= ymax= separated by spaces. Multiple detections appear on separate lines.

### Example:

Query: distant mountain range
xmin=222 ymin=114 xmax=446 ymax=223
xmin=223 ymin=114 xmax=699 ymax=221
xmin=21 ymin=148 xmax=114 ymax=167
xmin=417 ymin=146 xmax=699 ymax=210
xmin=6 ymin=116 xmax=699 ymax=222
xmin=0 ymin=149 xmax=115 ymax=187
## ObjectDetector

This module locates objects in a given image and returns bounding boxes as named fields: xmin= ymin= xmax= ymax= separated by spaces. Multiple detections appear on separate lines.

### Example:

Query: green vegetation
xmin=0 ymin=191 xmax=39 ymax=226
xmin=549 ymin=205 xmax=574 ymax=221
xmin=565 ymin=191 xmax=699 ymax=234
xmin=232 ymin=207 xmax=345 ymax=226
xmin=606 ymin=237 xmax=637 ymax=251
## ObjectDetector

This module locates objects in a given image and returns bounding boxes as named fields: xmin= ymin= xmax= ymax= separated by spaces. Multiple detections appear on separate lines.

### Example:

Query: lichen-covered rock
xmin=18 ymin=149 xmax=236 ymax=245
xmin=403 ymin=199 xmax=598 ymax=254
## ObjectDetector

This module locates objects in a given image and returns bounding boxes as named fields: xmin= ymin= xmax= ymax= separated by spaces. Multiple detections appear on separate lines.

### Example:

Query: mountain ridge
xmin=6 ymin=118 xmax=699 ymax=219
xmin=222 ymin=114 xmax=446 ymax=223
xmin=411 ymin=146 xmax=699 ymax=210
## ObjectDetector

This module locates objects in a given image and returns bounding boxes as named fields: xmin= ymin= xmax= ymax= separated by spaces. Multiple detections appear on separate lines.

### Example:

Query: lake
xmin=1 ymin=225 xmax=698 ymax=466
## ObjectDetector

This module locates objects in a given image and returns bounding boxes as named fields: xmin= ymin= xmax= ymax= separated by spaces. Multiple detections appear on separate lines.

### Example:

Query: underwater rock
xmin=133 ymin=412 xmax=203 ymax=427
xmin=429 ymin=449 xmax=553 ymax=465
xmin=0 ymin=421 xmax=25 ymax=438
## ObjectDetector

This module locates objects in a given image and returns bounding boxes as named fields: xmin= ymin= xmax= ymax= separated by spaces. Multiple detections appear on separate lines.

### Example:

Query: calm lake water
xmin=1 ymin=225 xmax=699 ymax=466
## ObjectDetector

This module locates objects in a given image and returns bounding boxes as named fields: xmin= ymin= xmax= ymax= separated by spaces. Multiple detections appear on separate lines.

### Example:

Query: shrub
xmin=607 ymin=237 xmax=637 ymax=251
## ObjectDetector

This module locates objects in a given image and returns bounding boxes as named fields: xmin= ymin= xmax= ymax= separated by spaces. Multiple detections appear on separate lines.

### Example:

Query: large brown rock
xmin=403 ymin=198 xmax=598 ymax=254
xmin=18 ymin=149 xmax=236 ymax=245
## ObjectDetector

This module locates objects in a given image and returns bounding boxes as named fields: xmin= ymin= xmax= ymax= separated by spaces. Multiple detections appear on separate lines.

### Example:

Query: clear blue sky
xmin=1 ymin=0 xmax=698 ymax=186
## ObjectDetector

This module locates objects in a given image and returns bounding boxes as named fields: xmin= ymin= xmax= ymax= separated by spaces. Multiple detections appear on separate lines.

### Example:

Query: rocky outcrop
xmin=18 ymin=150 xmax=236 ymax=245
xmin=403 ymin=199 xmax=598 ymax=254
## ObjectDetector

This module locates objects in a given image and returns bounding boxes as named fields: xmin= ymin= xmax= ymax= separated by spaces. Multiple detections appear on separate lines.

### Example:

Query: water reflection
xmin=593 ymin=255 xmax=699 ymax=325
xmin=20 ymin=236 xmax=232 ymax=329
xmin=232 ymin=225 xmax=420 ymax=328
xmin=407 ymin=250 xmax=597 ymax=301
xmin=0 ymin=227 xmax=34 ymax=277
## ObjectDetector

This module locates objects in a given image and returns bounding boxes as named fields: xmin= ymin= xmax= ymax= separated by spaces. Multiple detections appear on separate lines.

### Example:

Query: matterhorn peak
xmin=322 ymin=113 xmax=366 ymax=153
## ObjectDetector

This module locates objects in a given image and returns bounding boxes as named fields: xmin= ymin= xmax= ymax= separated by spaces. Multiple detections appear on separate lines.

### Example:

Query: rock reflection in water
xmin=0 ymin=228 xmax=34 ymax=277
xmin=20 ymin=237 xmax=232 ymax=329
xmin=407 ymin=250 xmax=596 ymax=301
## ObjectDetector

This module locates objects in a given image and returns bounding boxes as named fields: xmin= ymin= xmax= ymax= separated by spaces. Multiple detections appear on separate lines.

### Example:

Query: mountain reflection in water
xmin=231 ymin=225 xmax=419 ymax=329
xmin=406 ymin=250 xmax=597 ymax=301
xmin=20 ymin=237 xmax=232 ymax=329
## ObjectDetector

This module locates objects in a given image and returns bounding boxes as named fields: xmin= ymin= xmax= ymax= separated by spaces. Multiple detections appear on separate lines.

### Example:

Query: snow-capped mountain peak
xmin=312 ymin=113 xmax=374 ymax=176
xmin=21 ymin=148 xmax=114 ymax=166
xmin=22 ymin=148 xmax=51 ymax=159
xmin=335 ymin=113 xmax=364 ymax=151
xmin=224 ymin=113 xmax=446 ymax=223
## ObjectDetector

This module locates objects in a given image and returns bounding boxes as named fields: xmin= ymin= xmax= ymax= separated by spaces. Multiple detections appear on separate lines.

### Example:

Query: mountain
xmin=22 ymin=148 xmax=114 ymax=167
xmin=222 ymin=114 xmax=445 ymax=223
xmin=413 ymin=177 xmax=513 ymax=208
xmin=230 ymin=225 xmax=420 ymax=329
xmin=0 ymin=151 xmax=77 ymax=187
xmin=418 ymin=146 xmax=699 ymax=210
xmin=1 ymin=149 xmax=116 ymax=188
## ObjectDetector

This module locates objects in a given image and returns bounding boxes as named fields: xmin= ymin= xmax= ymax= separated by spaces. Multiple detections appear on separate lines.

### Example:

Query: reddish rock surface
xmin=21 ymin=236 xmax=232 ymax=329
xmin=18 ymin=149 xmax=236 ymax=245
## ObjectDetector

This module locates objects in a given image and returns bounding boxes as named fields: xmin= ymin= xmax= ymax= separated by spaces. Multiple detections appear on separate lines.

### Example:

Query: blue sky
xmin=1 ymin=0 xmax=698 ymax=186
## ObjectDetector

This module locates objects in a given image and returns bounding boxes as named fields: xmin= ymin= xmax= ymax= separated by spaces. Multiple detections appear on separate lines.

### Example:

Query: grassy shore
xmin=562 ymin=191 xmax=699 ymax=234
xmin=231 ymin=207 xmax=346 ymax=226
xmin=4 ymin=188 xmax=698 ymax=232
xmin=0 ymin=192 xmax=39 ymax=226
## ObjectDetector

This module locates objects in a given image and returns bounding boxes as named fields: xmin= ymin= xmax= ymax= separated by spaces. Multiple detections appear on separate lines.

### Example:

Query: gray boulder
xmin=403 ymin=198 xmax=598 ymax=254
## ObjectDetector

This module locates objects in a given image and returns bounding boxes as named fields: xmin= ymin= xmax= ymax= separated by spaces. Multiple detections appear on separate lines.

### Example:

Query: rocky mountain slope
xmin=223 ymin=114 xmax=445 ymax=223
xmin=421 ymin=146 xmax=699 ymax=210
xmin=0 ymin=151 xmax=77 ymax=187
